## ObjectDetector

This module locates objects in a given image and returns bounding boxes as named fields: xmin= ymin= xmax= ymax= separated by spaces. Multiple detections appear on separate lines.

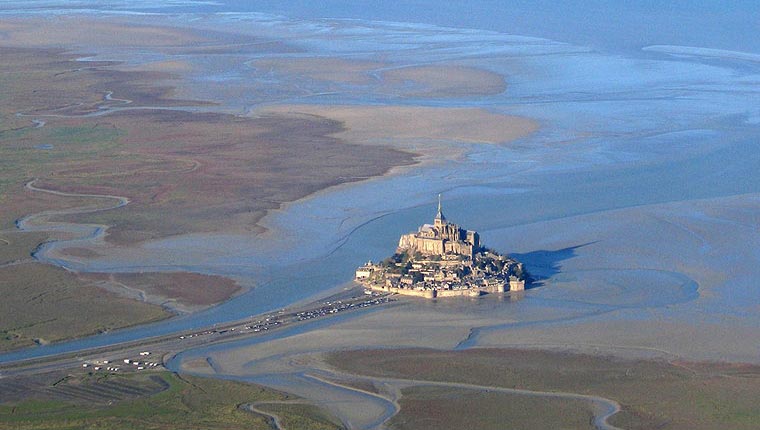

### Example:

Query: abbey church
xmin=397 ymin=196 xmax=480 ymax=257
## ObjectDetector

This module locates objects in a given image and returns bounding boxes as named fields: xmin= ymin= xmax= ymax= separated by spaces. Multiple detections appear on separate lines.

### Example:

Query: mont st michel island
xmin=356 ymin=196 xmax=527 ymax=298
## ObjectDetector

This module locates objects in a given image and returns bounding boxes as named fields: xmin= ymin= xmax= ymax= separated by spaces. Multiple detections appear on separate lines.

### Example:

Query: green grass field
xmin=0 ymin=263 xmax=170 ymax=352
xmin=0 ymin=372 xmax=343 ymax=430
xmin=0 ymin=232 xmax=48 ymax=264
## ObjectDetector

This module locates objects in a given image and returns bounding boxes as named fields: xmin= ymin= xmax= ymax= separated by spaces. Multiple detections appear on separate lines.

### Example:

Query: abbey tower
xmin=397 ymin=195 xmax=480 ymax=258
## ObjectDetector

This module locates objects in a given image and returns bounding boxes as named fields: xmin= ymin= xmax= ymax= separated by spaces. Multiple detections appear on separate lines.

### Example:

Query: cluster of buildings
xmin=356 ymin=196 xmax=527 ymax=298
xmin=81 ymin=352 xmax=160 ymax=373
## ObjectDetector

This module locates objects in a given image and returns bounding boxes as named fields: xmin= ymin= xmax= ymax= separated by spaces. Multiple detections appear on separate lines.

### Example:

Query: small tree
xmin=400 ymin=261 xmax=413 ymax=275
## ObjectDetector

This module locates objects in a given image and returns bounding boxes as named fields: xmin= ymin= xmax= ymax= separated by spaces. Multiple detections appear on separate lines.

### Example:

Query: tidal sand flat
xmin=248 ymin=58 xmax=507 ymax=98
xmin=253 ymin=105 xmax=538 ymax=156
xmin=381 ymin=65 xmax=507 ymax=98
xmin=248 ymin=57 xmax=386 ymax=85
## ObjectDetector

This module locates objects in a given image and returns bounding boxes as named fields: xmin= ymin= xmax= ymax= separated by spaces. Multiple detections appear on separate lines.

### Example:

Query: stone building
xmin=355 ymin=262 xmax=374 ymax=279
xmin=397 ymin=195 xmax=480 ymax=257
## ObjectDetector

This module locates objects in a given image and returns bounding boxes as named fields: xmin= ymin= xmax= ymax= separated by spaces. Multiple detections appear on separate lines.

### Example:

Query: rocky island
xmin=356 ymin=196 xmax=527 ymax=298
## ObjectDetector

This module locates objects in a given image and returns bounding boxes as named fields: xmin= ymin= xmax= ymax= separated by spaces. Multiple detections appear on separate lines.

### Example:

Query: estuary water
xmin=1 ymin=1 xmax=760 ymax=364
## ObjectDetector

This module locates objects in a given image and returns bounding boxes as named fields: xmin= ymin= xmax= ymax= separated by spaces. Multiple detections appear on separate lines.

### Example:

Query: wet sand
xmin=382 ymin=65 xmax=507 ymax=98
xmin=247 ymin=58 xmax=507 ymax=98
xmin=248 ymin=57 xmax=385 ymax=85
xmin=253 ymin=104 xmax=538 ymax=148
xmin=251 ymin=104 xmax=538 ymax=171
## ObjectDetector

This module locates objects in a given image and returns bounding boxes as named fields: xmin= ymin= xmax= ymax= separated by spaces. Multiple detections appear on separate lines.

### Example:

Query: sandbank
xmin=249 ymin=57 xmax=385 ymax=85
xmin=382 ymin=64 xmax=507 ymax=98
xmin=0 ymin=17 xmax=205 ymax=48
xmin=252 ymin=104 xmax=538 ymax=162
xmin=248 ymin=57 xmax=507 ymax=98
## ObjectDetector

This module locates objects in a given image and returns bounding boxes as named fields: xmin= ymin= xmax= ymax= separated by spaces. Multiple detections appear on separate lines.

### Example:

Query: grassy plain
xmin=390 ymin=386 xmax=593 ymax=430
xmin=254 ymin=402 xmax=344 ymax=430
xmin=0 ymin=371 xmax=342 ymax=430
xmin=0 ymin=263 xmax=170 ymax=352
xmin=327 ymin=348 xmax=760 ymax=430
xmin=0 ymin=229 xmax=237 ymax=351
xmin=80 ymin=272 xmax=242 ymax=310
xmin=0 ymin=232 xmax=48 ymax=264
xmin=43 ymin=109 xmax=414 ymax=244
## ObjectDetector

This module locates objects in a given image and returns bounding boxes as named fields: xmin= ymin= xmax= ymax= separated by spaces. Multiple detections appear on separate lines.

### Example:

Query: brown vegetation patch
xmin=0 ymin=232 xmax=49 ymax=264
xmin=328 ymin=348 xmax=760 ymax=430
xmin=81 ymin=271 xmax=242 ymax=307
xmin=0 ymin=46 xmax=415 ymax=245
xmin=390 ymin=386 xmax=594 ymax=430
xmin=40 ymin=108 xmax=415 ymax=244
xmin=0 ymin=46 xmax=208 ymax=119
xmin=0 ymin=369 xmax=169 ymax=405
xmin=0 ymin=183 xmax=102 ymax=230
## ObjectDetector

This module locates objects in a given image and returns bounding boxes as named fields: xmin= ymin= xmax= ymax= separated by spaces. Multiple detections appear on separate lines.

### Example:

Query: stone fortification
xmin=356 ymin=196 xmax=527 ymax=299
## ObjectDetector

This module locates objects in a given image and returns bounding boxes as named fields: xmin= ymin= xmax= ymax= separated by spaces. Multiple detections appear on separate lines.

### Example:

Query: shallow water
xmin=1 ymin=2 xmax=759 ymax=369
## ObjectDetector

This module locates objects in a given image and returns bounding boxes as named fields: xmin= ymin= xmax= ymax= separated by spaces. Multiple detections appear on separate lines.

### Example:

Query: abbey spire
xmin=435 ymin=193 xmax=446 ymax=225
